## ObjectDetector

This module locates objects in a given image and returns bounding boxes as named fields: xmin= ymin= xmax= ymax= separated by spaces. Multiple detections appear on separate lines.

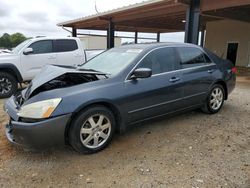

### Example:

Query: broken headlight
xmin=17 ymin=98 xmax=62 ymax=119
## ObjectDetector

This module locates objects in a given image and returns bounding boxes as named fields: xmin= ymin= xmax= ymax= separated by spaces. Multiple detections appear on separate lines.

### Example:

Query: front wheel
xmin=69 ymin=106 xmax=116 ymax=154
xmin=0 ymin=72 xmax=18 ymax=99
xmin=202 ymin=84 xmax=225 ymax=114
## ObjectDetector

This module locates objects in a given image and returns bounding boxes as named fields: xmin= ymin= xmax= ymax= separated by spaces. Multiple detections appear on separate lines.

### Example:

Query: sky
xmin=0 ymin=0 xmax=184 ymax=42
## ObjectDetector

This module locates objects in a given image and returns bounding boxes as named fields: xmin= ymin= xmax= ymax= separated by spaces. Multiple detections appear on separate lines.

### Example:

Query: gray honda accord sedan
xmin=4 ymin=43 xmax=236 ymax=153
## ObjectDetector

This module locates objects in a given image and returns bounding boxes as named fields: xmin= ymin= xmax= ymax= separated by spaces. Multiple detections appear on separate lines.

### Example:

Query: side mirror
xmin=23 ymin=48 xmax=33 ymax=55
xmin=130 ymin=68 xmax=152 ymax=79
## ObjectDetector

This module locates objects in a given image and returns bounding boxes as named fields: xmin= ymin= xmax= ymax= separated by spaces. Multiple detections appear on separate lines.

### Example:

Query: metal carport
xmin=58 ymin=0 xmax=250 ymax=49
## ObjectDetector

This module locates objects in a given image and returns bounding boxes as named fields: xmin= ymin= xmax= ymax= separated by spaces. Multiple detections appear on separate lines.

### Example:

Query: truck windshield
xmin=12 ymin=39 xmax=31 ymax=54
xmin=81 ymin=48 xmax=142 ymax=75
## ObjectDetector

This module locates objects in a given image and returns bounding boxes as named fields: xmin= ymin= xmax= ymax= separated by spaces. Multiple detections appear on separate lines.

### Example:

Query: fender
xmin=0 ymin=63 xmax=23 ymax=82
xmin=210 ymin=79 xmax=228 ymax=100
xmin=73 ymin=99 xmax=126 ymax=133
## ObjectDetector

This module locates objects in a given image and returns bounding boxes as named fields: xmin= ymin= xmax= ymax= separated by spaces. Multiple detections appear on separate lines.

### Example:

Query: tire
xmin=69 ymin=105 xmax=116 ymax=154
xmin=0 ymin=72 xmax=18 ymax=98
xmin=202 ymin=84 xmax=225 ymax=114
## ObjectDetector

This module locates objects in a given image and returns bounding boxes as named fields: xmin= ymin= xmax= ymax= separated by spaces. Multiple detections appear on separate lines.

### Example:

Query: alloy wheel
xmin=0 ymin=77 xmax=12 ymax=95
xmin=209 ymin=87 xmax=223 ymax=110
xmin=80 ymin=114 xmax=111 ymax=149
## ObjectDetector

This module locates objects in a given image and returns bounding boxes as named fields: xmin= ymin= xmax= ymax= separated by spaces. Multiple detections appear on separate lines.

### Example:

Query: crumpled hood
xmin=26 ymin=65 xmax=106 ymax=98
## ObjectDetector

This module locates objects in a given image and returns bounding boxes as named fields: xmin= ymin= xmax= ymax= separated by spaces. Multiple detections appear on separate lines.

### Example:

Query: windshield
xmin=12 ymin=39 xmax=31 ymax=54
xmin=81 ymin=48 xmax=142 ymax=75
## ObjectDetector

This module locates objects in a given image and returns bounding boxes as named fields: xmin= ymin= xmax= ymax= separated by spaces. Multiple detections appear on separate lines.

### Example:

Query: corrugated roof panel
xmin=57 ymin=0 xmax=166 ymax=26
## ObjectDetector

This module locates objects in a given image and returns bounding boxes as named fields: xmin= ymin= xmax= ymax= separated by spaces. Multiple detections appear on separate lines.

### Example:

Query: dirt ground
xmin=0 ymin=76 xmax=249 ymax=188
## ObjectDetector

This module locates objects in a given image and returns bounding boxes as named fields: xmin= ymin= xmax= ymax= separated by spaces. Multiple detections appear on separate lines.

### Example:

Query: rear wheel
xmin=202 ymin=84 xmax=225 ymax=114
xmin=69 ymin=106 xmax=116 ymax=154
xmin=0 ymin=72 xmax=18 ymax=98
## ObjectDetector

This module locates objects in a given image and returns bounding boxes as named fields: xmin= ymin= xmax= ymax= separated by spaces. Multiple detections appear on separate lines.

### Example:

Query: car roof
xmin=117 ymin=42 xmax=201 ymax=51
xmin=29 ymin=36 xmax=78 ymax=42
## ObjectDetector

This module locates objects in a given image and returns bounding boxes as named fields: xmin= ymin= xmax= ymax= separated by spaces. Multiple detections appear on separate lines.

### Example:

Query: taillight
xmin=231 ymin=67 xmax=237 ymax=74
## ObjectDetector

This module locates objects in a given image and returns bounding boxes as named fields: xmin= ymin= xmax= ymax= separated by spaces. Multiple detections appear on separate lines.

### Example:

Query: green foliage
xmin=10 ymin=33 xmax=27 ymax=47
xmin=0 ymin=33 xmax=27 ymax=49
xmin=0 ymin=33 xmax=12 ymax=49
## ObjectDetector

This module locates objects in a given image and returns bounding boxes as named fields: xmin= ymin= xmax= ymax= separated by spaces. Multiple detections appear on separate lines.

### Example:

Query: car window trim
xmin=125 ymin=45 xmax=215 ymax=82
xmin=151 ymin=63 xmax=216 ymax=77
xmin=125 ymin=63 xmax=216 ymax=82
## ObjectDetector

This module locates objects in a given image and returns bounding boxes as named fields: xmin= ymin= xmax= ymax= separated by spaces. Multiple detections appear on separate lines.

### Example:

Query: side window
xmin=29 ymin=40 xmax=53 ymax=54
xmin=177 ymin=47 xmax=211 ymax=68
xmin=137 ymin=47 xmax=179 ymax=75
xmin=54 ymin=39 xmax=78 ymax=52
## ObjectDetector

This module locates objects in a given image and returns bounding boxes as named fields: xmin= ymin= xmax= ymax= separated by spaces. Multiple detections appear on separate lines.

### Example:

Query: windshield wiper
xmin=76 ymin=67 xmax=111 ymax=78
xmin=76 ymin=67 xmax=111 ymax=76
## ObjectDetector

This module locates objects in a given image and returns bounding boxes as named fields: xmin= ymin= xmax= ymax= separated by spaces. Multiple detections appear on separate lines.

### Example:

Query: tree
xmin=0 ymin=33 xmax=12 ymax=49
xmin=10 ymin=33 xmax=27 ymax=47
xmin=0 ymin=33 xmax=27 ymax=49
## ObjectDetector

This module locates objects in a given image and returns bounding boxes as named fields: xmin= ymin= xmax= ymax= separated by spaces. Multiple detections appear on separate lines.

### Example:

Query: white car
xmin=0 ymin=37 xmax=103 ymax=98
xmin=0 ymin=49 xmax=11 ymax=54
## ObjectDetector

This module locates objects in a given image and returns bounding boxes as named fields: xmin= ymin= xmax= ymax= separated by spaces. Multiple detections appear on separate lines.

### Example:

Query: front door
xmin=226 ymin=42 xmax=238 ymax=65
xmin=21 ymin=40 xmax=56 ymax=80
xmin=123 ymin=47 xmax=184 ymax=123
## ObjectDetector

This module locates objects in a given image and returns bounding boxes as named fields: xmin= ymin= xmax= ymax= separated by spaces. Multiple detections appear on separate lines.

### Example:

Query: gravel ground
xmin=0 ymin=75 xmax=249 ymax=188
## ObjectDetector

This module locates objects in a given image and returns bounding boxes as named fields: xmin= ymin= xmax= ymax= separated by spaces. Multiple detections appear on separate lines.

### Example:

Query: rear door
xmin=20 ymin=40 xmax=55 ymax=80
xmin=176 ymin=47 xmax=217 ymax=107
xmin=54 ymin=39 xmax=84 ymax=66
xmin=124 ymin=47 xmax=184 ymax=123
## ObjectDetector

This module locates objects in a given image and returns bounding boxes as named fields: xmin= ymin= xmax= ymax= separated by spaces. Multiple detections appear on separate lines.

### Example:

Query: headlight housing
xmin=17 ymin=98 xmax=62 ymax=119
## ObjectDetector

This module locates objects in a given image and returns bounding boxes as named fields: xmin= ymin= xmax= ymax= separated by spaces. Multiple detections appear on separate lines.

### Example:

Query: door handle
xmin=169 ymin=77 xmax=180 ymax=83
xmin=75 ymin=54 xmax=82 ymax=57
xmin=48 ymin=56 xmax=56 ymax=59
xmin=207 ymin=69 xmax=215 ymax=73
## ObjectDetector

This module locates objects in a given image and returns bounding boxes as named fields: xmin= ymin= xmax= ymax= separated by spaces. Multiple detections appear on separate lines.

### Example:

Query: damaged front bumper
xmin=4 ymin=96 xmax=71 ymax=150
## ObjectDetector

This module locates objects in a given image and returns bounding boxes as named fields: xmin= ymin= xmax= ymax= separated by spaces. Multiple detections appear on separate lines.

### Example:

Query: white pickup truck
xmin=0 ymin=37 xmax=104 ymax=98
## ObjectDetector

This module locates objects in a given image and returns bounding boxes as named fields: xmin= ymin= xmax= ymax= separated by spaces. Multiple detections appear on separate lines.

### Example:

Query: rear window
xmin=176 ymin=47 xmax=211 ymax=68
xmin=54 ymin=39 xmax=78 ymax=52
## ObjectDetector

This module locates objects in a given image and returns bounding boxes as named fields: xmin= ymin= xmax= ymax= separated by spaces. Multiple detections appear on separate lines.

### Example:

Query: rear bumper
xmin=5 ymin=114 xmax=71 ymax=150
xmin=227 ymin=74 xmax=236 ymax=96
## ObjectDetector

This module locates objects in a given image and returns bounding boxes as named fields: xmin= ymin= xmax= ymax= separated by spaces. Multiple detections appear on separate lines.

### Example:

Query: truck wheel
xmin=69 ymin=105 xmax=116 ymax=154
xmin=0 ymin=72 xmax=18 ymax=98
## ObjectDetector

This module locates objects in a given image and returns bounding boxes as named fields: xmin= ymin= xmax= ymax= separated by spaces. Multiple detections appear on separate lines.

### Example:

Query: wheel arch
xmin=64 ymin=101 xmax=124 ymax=144
xmin=213 ymin=80 xmax=228 ymax=100
xmin=0 ymin=64 xmax=23 ymax=82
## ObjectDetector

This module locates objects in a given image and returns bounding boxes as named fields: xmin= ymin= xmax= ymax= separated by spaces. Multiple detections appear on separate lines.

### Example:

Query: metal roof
xmin=58 ymin=0 xmax=188 ymax=32
xmin=58 ymin=0 xmax=165 ymax=27
xmin=58 ymin=0 xmax=250 ymax=33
